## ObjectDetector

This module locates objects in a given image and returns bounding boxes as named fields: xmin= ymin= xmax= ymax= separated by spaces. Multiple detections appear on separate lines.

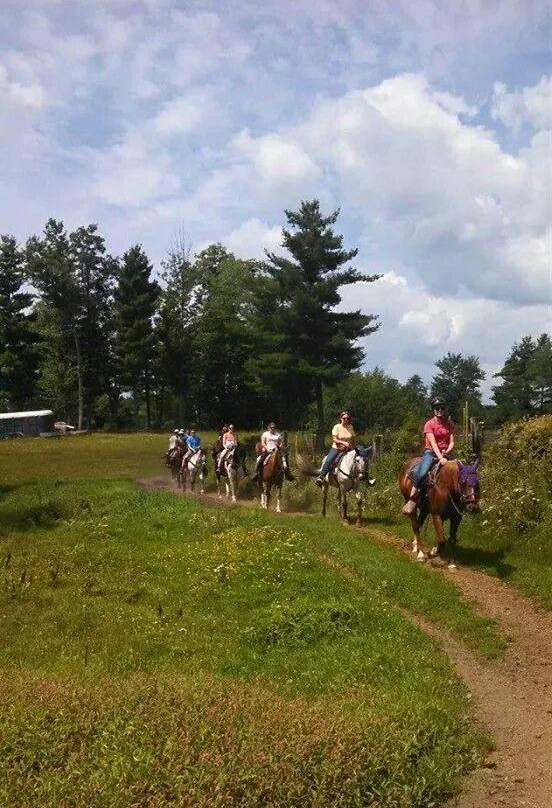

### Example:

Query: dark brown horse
xmin=167 ymin=446 xmax=184 ymax=484
xmin=399 ymin=457 xmax=480 ymax=566
xmin=258 ymin=446 xmax=284 ymax=512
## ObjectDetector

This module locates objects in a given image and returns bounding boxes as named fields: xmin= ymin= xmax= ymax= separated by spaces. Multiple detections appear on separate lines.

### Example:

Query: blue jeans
xmin=319 ymin=447 xmax=340 ymax=477
xmin=410 ymin=449 xmax=436 ymax=487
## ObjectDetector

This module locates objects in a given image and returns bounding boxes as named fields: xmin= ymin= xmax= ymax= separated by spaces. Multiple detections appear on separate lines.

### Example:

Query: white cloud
xmin=85 ymin=132 xmax=180 ymax=208
xmin=225 ymin=218 xmax=284 ymax=259
xmin=341 ymin=271 xmax=551 ymax=399
xmin=294 ymin=73 xmax=550 ymax=304
xmin=152 ymin=92 xmax=214 ymax=137
xmin=492 ymin=76 xmax=552 ymax=132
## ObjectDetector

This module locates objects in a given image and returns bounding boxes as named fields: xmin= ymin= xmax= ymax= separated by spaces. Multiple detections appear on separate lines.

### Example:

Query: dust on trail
xmin=138 ymin=475 xmax=552 ymax=808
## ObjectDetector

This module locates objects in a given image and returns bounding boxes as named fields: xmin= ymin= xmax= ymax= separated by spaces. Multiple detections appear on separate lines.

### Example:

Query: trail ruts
xmin=138 ymin=476 xmax=552 ymax=808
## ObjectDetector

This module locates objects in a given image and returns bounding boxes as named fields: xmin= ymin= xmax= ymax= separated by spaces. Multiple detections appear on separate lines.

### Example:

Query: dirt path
xmin=138 ymin=476 xmax=552 ymax=808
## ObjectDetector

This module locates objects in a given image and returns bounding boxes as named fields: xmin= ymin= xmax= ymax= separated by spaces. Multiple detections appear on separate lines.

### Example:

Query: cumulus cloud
xmin=1 ymin=1 xmax=550 ymax=393
xmin=492 ymin=76 xmax=552 ymax=132
xmin=225 ymin=218 xmax=284 ymax=260
xmin=341 ymin=271 xmax=551 ymax=397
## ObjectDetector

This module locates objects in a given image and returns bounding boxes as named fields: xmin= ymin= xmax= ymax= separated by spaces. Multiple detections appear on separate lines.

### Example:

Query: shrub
xmin=480 ymin=415 xmax=552 ymax=533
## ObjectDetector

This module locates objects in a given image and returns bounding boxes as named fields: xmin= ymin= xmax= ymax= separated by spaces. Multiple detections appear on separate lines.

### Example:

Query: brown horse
xmin=258 ymin=447 xmax=284 ymax=512
xmin=399 ymin=457 xmax=480 ymax=566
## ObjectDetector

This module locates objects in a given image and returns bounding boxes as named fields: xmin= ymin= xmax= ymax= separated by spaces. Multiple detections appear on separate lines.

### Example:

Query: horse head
xmin=354 ymin=452 xmax=367 ymax=480
xmin=457 ymin=459 xmax=481 ymax=513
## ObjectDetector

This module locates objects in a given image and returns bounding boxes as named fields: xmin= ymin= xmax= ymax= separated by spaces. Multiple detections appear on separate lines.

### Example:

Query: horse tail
xmin=296 ymin=452 xmax=319 ymax=477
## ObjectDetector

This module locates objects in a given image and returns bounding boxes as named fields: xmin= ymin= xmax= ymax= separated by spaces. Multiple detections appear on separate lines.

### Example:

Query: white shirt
xmin=261 ymin=430 xmax=282 ymax=451
xmin=169 ymin=434 xmax=178 ymax=449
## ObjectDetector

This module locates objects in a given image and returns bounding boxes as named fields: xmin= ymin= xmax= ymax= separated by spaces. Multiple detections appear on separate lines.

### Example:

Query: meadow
xmin=0 ymin=432 xmax=509 ymax=807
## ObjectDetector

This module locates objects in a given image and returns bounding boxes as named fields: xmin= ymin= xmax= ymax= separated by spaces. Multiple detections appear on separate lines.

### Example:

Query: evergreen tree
xmin=155 ymin=240 xmax=196 ymax=426
xmin=26 ymin=220 xmax=86 ymax=427
xmin=403 ymin=374 xmax=429 ymax=414
xmin=529 ymin=334 xmax=552 ymax=413
xmin=26 ymin=220 xmax=116 ymax=427
xmin=113 ymin=245 xmax=160 ymax=428
xmin=430 ymin=352 xmax=485 ymax=420
xmin=69 ymin=225 xmax=115 ymax=425
xmin=191 ymin=248 xmax=260 ymax=426
xmin=493 ymin=334 xmax=552 ymax=419
xmin=248 ymin=200 xmax=380 ymax=438
xmin=0 ymin=235 xmax=39 ymax=410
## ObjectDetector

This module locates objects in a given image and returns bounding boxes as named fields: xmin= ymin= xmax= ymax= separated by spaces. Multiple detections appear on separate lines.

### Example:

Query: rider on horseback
xmin=251 ymin=421 xmax=295 ymax=481
xmin=315 ymin=412 xmax=356 ymax=487
xmin=182 ymin=428 xmax=202 ymax=467
xmin=217 ymin=425 xmax=249 ymax=476
xmin=402 ymin=398 xmax=455 ymax=515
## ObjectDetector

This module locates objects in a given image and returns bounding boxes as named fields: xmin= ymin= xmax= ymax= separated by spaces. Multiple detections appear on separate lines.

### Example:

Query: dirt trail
xmin=138 ymin=476 xmax=552 ymax=808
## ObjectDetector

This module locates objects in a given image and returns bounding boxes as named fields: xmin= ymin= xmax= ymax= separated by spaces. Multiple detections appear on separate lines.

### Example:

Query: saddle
xmin=408 ymin=456 xmax=442 ymax=491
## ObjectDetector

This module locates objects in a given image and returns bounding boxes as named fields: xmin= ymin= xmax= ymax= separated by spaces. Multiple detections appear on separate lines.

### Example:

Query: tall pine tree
xmin=0 ymin=234 xmax=39 ymax=410
xmin=248 ymin=200 xmax=380 ymax=438
xmin=113 ymin=246 xmax=160 ymax=428
xmin=493 ymin=334 xmax=552 ymax=419
xmin=431 ymin=352 xmax=485 ymax=420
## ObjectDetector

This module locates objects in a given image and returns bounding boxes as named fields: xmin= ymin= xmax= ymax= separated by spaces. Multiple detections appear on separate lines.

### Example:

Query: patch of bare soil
xmin=138 ymin=475 xmax=552 ymax=808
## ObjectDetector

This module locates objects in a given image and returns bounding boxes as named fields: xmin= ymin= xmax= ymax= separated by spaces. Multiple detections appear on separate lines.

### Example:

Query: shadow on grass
xmin=0 ymin=496 xmax=74 ymax=533
xmin=453 ymin=545 xmax=516 ymax=580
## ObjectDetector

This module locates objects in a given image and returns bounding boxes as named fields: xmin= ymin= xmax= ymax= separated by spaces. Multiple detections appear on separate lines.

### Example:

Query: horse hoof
xmin=428 ymin=546 xmax=439 ymax=559
xmin=416 ymin=550 xmax=427 ymax=562
xmin=447 ymin=562 xmax=457 ymax=571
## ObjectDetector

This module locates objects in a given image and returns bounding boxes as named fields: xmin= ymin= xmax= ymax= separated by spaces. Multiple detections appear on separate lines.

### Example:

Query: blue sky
xmin=1 ymin=0 xmax=550 ymax=398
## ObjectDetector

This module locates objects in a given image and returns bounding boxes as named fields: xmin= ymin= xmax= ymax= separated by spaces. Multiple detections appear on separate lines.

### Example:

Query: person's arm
xmin=445 ymin=421 xmax=455 ymax=455
xmin=426 ymin=432 xmax=447 ymax=464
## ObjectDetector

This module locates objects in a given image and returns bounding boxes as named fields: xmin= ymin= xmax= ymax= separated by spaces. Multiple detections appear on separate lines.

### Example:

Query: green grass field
xmin=0 ymin=434 xmax=506 ymax=807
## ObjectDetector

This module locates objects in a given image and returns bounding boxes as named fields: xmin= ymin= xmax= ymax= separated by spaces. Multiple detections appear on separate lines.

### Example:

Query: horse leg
xmin=199 ymin=470 xmax=204 ymax=494
xmin=261 ymin=481 xmax=268 ymax=509
xmin=229 ymin=470 xmax=236 ymax=503
xmin=322 ymin=484 xmax=328 ymax=517
xmin=447 ymin=512 xmax=462 ymax=569
xmin=275 ymin=482 xmax=282 ymax=513
xmin=429 ymin=513 xmax=446 ymax=558
xmin=355 ymin=487 xmax=362 ymax=525
xmin=341 ymin=489 xmax=348 ymax=523
xmin=216 ymin=472 xmax=222 ymax=498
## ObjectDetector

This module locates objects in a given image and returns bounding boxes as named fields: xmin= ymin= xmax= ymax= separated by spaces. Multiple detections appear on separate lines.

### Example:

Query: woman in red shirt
xmin=402 ymin=399 xmax=455 ymax=515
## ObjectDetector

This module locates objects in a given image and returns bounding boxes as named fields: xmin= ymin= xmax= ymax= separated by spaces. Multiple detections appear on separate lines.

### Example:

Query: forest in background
xmin=1 ymin=199 xmax=550 ymax=434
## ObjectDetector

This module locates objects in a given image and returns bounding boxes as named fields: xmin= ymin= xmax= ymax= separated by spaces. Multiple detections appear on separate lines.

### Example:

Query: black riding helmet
xmin=431 ymin=398 xmax=446 ymax=410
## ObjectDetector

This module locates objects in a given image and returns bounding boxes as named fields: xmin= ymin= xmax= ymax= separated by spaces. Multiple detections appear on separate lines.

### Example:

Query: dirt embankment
xmin=138 ymin=476 xmax=552 ymax=808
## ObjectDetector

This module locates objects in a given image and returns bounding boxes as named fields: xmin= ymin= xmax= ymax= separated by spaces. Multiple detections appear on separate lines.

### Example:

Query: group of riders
xmin=166 ymin=399 xmax=454 ymax=501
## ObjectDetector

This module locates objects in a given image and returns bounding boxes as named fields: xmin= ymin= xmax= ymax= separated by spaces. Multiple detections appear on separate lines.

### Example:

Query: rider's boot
xmin=402 ymin=486 xmax=418 ymax=515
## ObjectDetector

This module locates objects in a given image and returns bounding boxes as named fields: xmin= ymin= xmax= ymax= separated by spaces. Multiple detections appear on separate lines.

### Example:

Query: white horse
xmin=320 ymin=449 xmax=367 ymax=524
xmin=181 ymin=449 xmax=206 ymax=493
xmin=215 ymin=447 xmax=239 ymax=503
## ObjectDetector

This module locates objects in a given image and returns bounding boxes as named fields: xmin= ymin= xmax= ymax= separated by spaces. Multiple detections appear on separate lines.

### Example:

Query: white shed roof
xmin=0 ymin=410 xmax=53 ymax=420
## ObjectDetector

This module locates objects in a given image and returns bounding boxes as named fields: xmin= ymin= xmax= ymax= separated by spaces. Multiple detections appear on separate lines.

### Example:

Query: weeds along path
xmin=138 ymin=476 xmax=552 ymax=808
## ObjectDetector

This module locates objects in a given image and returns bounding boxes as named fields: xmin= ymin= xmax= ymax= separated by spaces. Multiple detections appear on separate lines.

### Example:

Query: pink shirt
xmin=424 ymin=416 xmax=454 ymax=451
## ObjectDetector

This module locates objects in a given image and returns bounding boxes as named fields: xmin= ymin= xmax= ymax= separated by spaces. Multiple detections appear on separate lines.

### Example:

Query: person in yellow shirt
xmin=315 ymin=411 xmax=356 ymax=486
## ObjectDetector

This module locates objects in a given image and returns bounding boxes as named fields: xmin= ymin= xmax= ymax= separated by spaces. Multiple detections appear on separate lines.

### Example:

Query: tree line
xmin=1 ymin=199 xmax=550 ymax=434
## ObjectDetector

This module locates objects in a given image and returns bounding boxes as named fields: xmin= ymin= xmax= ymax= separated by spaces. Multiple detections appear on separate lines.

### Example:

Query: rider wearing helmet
xmin=315 ymin=411 xmax=356 ymax=486
xmin=182 ymin=428 xmax=202 ymax=466
xmin=402 ymin=398 xmax=455 ymax=515
xmin=168 ymin=429 xmax=179 ymax=451
xmin=252 ymin=421 xmax=295 ymax=481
